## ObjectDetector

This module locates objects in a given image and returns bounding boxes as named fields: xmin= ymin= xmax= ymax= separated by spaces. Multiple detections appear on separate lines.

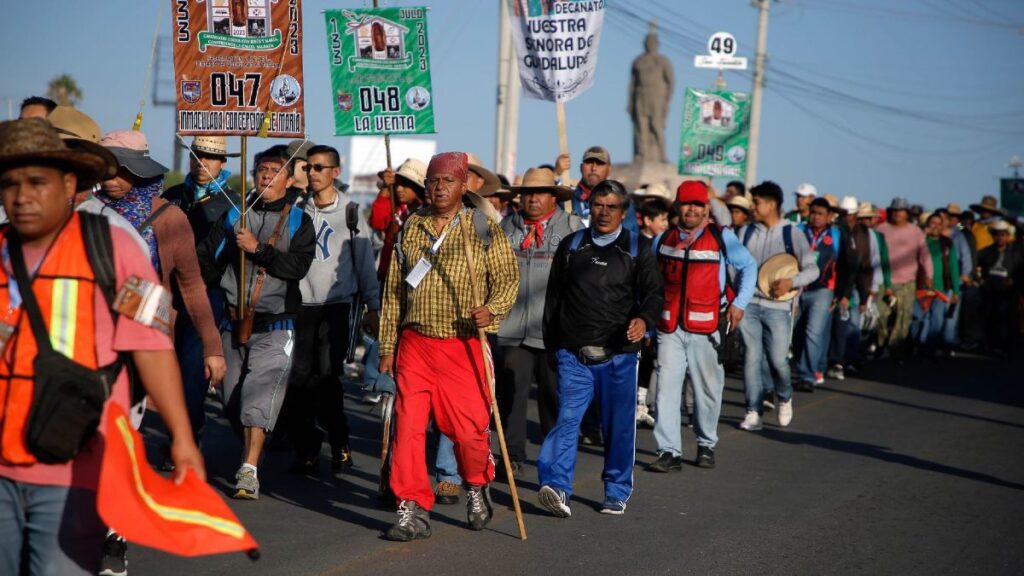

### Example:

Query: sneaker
xmin=434 ymin=480 xmax=460 ymax=505
xmin=331 ymin=445 xmax=354 ymax=472
xmin=384 ymin=500 xmax=431 ymax=542
xmin=600 ymin=500 xmax=627 ymax=515
xmin=465 ymin=485 xmax=493 ymax=530
xmin=739 ymin=410 xmax=762 ymax=431
xmin=538 ymin=485 xmax=571 ymax=518
xmin=814 ymin=371 xmax=825 ymax=386
xmin=647 ymin=452 xmax=683 ymax=473
xmin=233 ymin=466 xmax=259 ymax=500
xmin=778 ymin=399 xmax=793 ymax=427
xmin=288 ymin=455 xmax=320 ymax=475
xmin=579 ymin=431 xmax=603 ymax=446
xmin=98 ymin=533 xmax=127 ymax=576
xmin=696 ymin=446 xmax=715 ymax=469
xmin=827 ymin=364 xmax=845 ymax=381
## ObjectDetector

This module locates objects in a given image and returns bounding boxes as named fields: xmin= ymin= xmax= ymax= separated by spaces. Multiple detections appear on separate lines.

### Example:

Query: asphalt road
xmin=133 ymin=348 xmax=1024 ymax=575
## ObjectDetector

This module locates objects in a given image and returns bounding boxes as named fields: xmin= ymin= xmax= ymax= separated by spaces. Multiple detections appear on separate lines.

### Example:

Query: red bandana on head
xmin=427 ymin=152 xmax=468 ymax=183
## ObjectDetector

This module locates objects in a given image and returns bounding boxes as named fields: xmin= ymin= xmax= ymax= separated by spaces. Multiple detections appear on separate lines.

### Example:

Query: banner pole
xmin=239 ymin=135 xmax=248 ymax=318
xmin=556 ymin=101 xmax=569 ymax=182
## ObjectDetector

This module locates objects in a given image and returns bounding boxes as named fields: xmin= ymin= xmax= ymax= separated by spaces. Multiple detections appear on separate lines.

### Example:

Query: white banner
xmin=508 ymin=0 xmax=605 ymax=103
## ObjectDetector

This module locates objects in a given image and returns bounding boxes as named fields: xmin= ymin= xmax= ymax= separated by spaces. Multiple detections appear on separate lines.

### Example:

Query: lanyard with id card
xmin=406 ymin=215 xmax=459 ymax=289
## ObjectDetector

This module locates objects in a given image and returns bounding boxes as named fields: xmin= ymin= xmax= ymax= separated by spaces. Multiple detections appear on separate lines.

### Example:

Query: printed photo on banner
xmin=679 ymin=88 xmax=750 ymax=179
xmin=172 ymin=0 xmax=304 ymax=137
xmin=324 ymin=7 xmax=435 ymax=136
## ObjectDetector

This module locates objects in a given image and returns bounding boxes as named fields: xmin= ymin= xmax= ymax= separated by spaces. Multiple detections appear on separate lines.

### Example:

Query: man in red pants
xmin=378 ymin=152 xmax=520 ymax=541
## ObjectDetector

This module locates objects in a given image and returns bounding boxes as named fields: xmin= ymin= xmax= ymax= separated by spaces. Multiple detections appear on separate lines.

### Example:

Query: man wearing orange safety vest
xmin=0 ymin=118 xmax=203 ymax=575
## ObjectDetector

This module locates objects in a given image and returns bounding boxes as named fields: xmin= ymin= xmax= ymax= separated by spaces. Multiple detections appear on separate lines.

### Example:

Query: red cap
xmin=676 ymin=180 xmax=708 ymax=205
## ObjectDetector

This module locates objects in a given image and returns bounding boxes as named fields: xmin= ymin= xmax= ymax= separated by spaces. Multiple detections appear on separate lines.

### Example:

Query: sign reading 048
xmin=358 ymin=85 xmax=401 ymax=113
xmin=210 ymin=72 xmax=263 ymax=107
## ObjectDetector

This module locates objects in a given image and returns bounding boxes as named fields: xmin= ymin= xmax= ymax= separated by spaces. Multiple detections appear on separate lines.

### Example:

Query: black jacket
xmin=543 ymin=228 xmax=663 ymax=352
xmin=162 ymin=181 xmax=241 ymax=246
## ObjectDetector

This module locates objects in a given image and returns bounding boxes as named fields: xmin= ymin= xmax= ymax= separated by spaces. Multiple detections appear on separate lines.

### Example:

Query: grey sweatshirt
xmin=298 ymin=190 xmax=380 ymax=310
xmin=737 ymin=219 xmax=820 ymax=310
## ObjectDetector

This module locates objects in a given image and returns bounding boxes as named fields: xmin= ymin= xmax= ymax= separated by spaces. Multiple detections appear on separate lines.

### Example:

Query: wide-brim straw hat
xmin=509 ymin=167 xmax=573 ymax=202
xmin=945 ymin=202 xmax=963 ymax=216
xmin=46 ymin=106 xmax=117 ymax=183
xmin=463 ymin=190 xmax=503 ymax=223
xmin=856 ymin=201 xmax=879 ymax=219
xmin=757 ymin=253 xmax=800 ymax=302
xmin=839 ymin=195 xmax=859 ymax=214
xmin=0 ymin=118 xmax=116 ymax=192
xmin=726 ymin=193 xmax=753 ymax=213
xmin=970 ymin=195 xmax=1007 ymax=217
xmin=632 ymin=182 xmax=672 ymax=201
xmin=393 ymin=158 xmax=426 ymax=191
xmin=180 ymin=135 xmax=240 ymax=158
xmin=465 ymin=153 xmax=503 ymax=196
xmin=989 ymin=219 xmax=1013 ymax=234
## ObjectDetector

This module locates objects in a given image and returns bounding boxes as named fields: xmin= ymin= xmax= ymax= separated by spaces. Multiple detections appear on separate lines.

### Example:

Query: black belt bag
xmin=9 ymin=233 xmax=120 ymax=464
xmin=576 ymin=346 xmax=615 ymax=365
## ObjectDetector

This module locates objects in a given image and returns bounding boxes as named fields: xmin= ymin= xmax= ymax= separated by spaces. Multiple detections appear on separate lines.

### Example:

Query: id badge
xmin=405 ymin=257 xmax=432 ymax=289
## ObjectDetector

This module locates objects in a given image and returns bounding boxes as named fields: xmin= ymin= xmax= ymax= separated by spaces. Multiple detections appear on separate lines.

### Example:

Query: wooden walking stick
xmin=458 ymin=212 xmax=527 ymax=541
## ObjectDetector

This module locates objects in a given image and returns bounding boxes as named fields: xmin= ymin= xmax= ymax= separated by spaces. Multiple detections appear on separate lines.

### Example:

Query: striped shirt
xmin=379 ymin=207 xmax=520 ymax=356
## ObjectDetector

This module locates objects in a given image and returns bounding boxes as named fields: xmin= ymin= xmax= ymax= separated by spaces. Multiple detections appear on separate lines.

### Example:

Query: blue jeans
xmin=0 ymin=478 xmax=107 ymax=576
xmin=653 ymin=327 xmax=724 ymax=454
xmin=538 ymin=350 xmax=637 ymax=502
xmin=435 ymin=433 xmax=462 ymax=484
xmin=174 ymin=289 xmax=226 ymax=437
xmin=829 ymin=293 xmax=861 ymax=368
xmin=915 ymin=292 xmax=950 ymax=351
xmin=941 ymin=294 xmax=960 ymax=348
xmin=794 ymin=288 xmax=834 ymax=383
xmin=740 ymin=303 xmax=794 ymax=415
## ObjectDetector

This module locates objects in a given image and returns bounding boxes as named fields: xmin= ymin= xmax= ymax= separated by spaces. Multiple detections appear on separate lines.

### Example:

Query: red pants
xmin=391 ymin=329 xmax=495 ymax=510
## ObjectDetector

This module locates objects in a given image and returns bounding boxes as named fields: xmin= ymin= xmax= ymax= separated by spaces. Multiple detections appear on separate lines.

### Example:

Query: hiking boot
xmin=434 ymin=480 xmax=460 ymax=505
xmin=696 ymin=446 xmax=715 ymax=469
xmin=288 ymin=455 xmax=320 ymax=476
xmin=331 ymin=445 xmax=354 ymax=472
xmin=648 ymin=452 xmax=683 ymax=473
xmin=600 ymin=500 xmax=627 ymax=515
xmin=827 ymin=364 xmax=845 ymax=381
xmin=538 ymin=485 xmax=572 ymax=518
xmin=465 ymin=484 xmax=493 ymax=531
xmin=233 ymin=466 xmax=259 ymax=500
xmin=384 ymin=500 xmax=431 ymax=542
xmin=739 ymin=410 xmax=763 ymax=431
xmin=778 ymin=399 xmax=794 ymax=427
xmin=98 ymin=533 xmax=127 ymax=576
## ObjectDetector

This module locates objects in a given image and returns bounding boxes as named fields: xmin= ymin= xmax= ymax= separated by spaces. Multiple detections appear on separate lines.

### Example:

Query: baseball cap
xmin=582 ymin=146 xmax=610 ymax=164
xmin=795 ymin=182 xmax=817 ymax=197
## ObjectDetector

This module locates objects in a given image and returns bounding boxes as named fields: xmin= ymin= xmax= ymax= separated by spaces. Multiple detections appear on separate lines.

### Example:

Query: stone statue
xmin=628 ymin=23 xmax=674 ymax=164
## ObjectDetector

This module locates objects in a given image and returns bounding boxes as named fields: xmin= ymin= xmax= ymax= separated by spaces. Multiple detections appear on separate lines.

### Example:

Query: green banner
xmin=678 ymin=88 xmax=750 ymax=179
xmin=324 ymin=7 xmax=435 ymax=136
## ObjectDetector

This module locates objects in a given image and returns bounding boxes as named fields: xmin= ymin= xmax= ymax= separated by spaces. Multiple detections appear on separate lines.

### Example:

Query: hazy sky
xmin=2 ymin=0 xmax=1022 ymax=211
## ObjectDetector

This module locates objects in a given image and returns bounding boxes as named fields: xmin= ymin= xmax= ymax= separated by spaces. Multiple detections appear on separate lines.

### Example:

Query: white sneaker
xmin=739 ymin=410 xmax=762 ymax=431
xmin=635 ymin=403 xmax=655 ymax=427
xmin=778 ymin=399 xmax=793 ymax=427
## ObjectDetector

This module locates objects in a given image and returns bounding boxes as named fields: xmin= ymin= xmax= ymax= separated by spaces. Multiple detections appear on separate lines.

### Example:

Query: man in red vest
xmin=648 ymin=181 xmax=757 ymax=471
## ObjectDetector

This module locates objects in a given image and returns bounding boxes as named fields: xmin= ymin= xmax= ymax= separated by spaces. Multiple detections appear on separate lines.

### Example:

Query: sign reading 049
xmin=324 ymin=7 xmax=436 ymax=136
xmin=172 ymin=0 xmax=305 ymax=137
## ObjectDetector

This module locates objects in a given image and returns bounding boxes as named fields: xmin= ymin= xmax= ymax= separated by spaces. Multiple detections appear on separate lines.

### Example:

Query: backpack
xmin=394 ymin=207 xmax=492 ymax=274
xmin=743 ymin=222 xmax=794 ymax=256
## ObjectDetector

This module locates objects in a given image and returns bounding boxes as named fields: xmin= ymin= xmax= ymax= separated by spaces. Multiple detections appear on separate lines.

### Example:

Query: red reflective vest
xmin=656 ymin=225 xmax=726 ymax=335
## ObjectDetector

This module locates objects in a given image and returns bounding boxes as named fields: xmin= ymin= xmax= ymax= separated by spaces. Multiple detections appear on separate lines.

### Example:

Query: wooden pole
xmin=458 ymin=214 xmax=527 ymax=541
xmin=555 ymin=101 xmax=569 ymax=183
xmin=238 ymin=135 xmax=248 ymax=317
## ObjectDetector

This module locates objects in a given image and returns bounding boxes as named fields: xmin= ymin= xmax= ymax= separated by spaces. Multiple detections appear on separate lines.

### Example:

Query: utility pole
xmin=745 ymin=0 xmax=771 ymax=188
xmin=495 ymin=0 xmax=511 ymax=174
xmin=151 ymin=36 xmax=181 ymax=173
xmin=503 ymin=36 xmax=521 ymax=179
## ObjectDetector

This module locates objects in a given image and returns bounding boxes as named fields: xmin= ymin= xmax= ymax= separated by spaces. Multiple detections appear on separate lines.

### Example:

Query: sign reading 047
xmin=172 ymin=0 xmax=305 ymax=137
xmin=324 ymin=7 xmax=436 ymax=136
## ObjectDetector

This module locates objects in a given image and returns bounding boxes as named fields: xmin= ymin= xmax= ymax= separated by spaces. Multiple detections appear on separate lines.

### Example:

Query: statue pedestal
xmin=611 ymin=161 xmax=702 ymax=192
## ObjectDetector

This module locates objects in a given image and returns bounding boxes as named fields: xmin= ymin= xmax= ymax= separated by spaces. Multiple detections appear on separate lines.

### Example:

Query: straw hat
xmin=632 ymin=182 xmax=672 ymax=201
xmin=823 ymin=193 xmax=840 ymax=211
xmin=989 ymin=219 xmax=1013 ymax=234
xmin=969 ymin=195 xmax=1007 ymax=217
xmin=945 ymin=202 xmax=962 ymax=216
xmin=181 ymin=135 xmax=240 ymax=158
xmin=510 ymin=167 xmax=573 ymax=202
xmin=465 ymin=153 xmax=502 ymax=196
xmin=48 ymin=106 xmax=102 ymax=143
xmin=856 ymin=202 xmax=878 ymax=219
xmin=757 ymin=253 xmax=800 ymax=301
xmin=0 ymin=118 xmax=116 ymax=191
xmin=726 ymin=193 xmax=753 ymax=214
xmin=839 ymin=195 xmax=859 ymax=214
xmin=393 ymin=158 xmax=426 ymax=191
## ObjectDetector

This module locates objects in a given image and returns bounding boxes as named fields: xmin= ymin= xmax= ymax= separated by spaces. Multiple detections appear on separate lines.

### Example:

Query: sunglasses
xmin=303 ymin=163 xmax=338 ymax=173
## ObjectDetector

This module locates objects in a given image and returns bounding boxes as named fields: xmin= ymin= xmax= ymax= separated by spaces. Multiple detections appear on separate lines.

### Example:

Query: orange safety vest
xmin=656 ymin=225 xmax=728 ymax=335
xmin=0 ymin=214 xmax=101 ymax=465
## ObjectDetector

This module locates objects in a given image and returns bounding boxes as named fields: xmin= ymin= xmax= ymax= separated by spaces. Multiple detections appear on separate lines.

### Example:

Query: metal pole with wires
xmin=745 ymin=0 xmax=771 ymax=189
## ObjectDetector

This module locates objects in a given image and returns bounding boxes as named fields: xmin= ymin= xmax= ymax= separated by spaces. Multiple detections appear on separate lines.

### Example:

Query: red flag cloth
xmin=97 ymin=404 xmax=258 ymax=557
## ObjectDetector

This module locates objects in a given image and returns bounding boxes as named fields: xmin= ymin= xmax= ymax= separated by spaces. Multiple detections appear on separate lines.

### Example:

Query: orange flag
xmin=97 ymin=404 xmax=258 ymax=557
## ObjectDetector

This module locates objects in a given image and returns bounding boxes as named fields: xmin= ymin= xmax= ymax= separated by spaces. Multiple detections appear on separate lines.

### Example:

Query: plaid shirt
xmin=379 ymin=207 xmax=520 ymax=356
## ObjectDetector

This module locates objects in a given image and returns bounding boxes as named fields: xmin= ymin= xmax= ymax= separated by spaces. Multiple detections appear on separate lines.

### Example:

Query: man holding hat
xmin=537 ymin=179 xmax=663 ymax=517
xmin=786 ymin=182 xmax=817 ymax=224
xmin=736 ymin=181 xmax=819 ymax=431
xmin=0 ymin=118 xmax=204 ymax=575
xmin=496 ymin=167 xmax=582 ymax=477
xmin=648 ymin=180 xmax=756 ymax=472
xmin=378 ymin=152 xmax=519 ymax=541
xmin=876 ymin=197 xmax=933 ymax=360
